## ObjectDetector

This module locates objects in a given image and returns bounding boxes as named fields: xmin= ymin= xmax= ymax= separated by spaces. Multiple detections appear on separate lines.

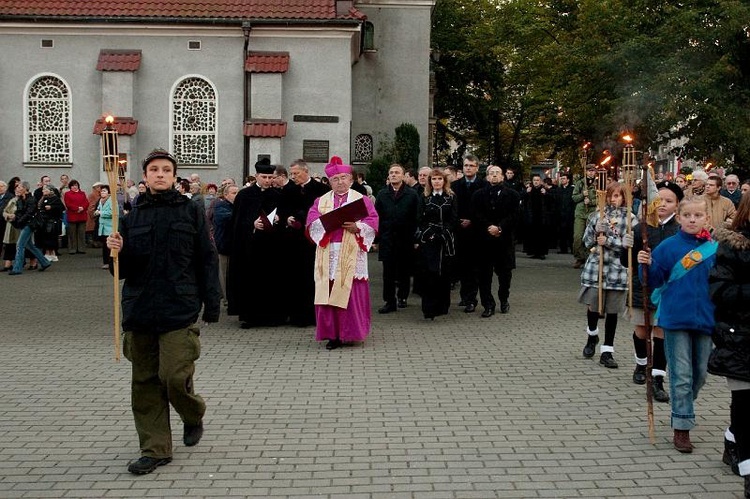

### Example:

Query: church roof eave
xmin=0 ymin=15 xmax=363 ymax=27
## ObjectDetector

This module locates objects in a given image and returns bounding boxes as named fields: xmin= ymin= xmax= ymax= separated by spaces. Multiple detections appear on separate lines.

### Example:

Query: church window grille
xmin=26 ymin=75 xmax=71 ymax=163
xmin=171 ymin=76 xmax=217 ymax=165
xmin=354 ymin=134 xmax=373 ymax=162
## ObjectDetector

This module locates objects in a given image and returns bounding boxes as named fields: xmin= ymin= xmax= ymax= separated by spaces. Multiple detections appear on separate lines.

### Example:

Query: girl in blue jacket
xmin=638 ymin=196 xmax=717 ymax=454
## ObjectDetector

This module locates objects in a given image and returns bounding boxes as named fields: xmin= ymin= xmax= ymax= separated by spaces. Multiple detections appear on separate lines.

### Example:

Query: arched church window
xmin=26 ymin=75 xmax=71 ymax=163
xmin=171 ymin=76 xmax=217 ymax=165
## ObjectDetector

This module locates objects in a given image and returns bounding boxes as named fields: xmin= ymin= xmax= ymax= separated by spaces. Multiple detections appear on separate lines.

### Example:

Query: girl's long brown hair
xmin=730 ymin=191 xmax=750 ymax=232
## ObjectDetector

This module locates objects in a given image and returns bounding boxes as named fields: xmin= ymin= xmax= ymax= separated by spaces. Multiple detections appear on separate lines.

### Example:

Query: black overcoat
xmin=374 ymin=184 xmax=420 ymax=263
xmin=416 ymin=193 xmax=457 ymax=275
xmin=452 ymin=176 xmax=489 ymax=251
xmin=471 ymin=183 xmax=520 ymax=270
xmin=708 ymin=227 xmax=750 ymax=382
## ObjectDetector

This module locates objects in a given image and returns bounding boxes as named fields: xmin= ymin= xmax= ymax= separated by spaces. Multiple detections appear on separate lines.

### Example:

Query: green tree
xmin=432 ymin=0 xmax=750 ymax=178
xmin=367 ymin=134 xmax=395 ymax=196
xmin=366 ymin=124 xmax=421 ymax=194
xmin=393 ymin=123 xmax=420 ymax=170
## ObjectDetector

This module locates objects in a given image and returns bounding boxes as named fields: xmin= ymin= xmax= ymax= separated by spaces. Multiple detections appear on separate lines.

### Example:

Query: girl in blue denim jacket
xmin=638 ymin=196 xmax=717 ymax=454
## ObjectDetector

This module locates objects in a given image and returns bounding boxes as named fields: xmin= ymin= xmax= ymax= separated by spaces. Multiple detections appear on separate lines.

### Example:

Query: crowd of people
xmin=3 ymin=153 xmax=749 ymax=497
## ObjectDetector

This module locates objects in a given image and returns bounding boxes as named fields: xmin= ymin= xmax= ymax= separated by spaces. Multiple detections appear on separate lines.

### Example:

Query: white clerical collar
xmin=433 ymin=190 xmax=443 ymax=196
xmin=660 ymin=213 xmax=676 ymax=225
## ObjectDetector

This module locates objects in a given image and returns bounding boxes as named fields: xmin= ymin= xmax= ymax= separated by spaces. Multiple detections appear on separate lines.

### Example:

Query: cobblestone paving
xmin=0 ymin=249 xmax=744 ymax=498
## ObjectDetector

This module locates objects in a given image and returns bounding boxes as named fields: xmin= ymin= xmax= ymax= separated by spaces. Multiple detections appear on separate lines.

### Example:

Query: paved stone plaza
xmin=0 ymin=250 xmax=744 ymax=498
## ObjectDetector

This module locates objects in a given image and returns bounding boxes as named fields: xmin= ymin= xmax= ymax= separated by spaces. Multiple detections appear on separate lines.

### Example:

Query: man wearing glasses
xmin=721 ymin=174 xmax=742 ymax=208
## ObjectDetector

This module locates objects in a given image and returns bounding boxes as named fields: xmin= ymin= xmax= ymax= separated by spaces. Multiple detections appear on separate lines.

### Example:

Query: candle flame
xmin=582 ymin=142 xmax=590 ymax=150
xmin=600 ymin=155 xmax=612 ymax=166
xmin=705 ymin=162 xmax=714 ymax=171
xmin=105 ymin=115 xmax=115 ymax=124
xmin=622 ymin=134 xmax=633 ymax=143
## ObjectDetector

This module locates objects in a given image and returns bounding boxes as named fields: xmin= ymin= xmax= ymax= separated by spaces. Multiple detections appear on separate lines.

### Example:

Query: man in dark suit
xmin=452 ymin=154 xmax=489 ymax=313
xmin=374 ymin=163 xmax=420 ymax=313
xmin=472 ymin=165 xmax=520 ymax=316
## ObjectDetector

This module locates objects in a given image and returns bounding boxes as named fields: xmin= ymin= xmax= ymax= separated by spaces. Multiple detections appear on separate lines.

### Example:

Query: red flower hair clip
xmin=696 ymin=228 xmax=712 ymax=241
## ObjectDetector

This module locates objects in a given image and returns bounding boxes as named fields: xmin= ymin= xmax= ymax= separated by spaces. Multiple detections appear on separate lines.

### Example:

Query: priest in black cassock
xmin=226 ymin=158 xmax=287 ymax=328
xmin=277 ymin=159 xmax=330 ymax=326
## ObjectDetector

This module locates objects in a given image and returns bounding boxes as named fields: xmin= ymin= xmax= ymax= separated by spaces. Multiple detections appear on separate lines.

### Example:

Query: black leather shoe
xmin=127 ymin=456 xmax=172 ymax=475
xmin=500 ymin=301 xmax=510 ymax=314
xmin=397 ymin=299 xmax=407 ymax=308
xmin=325 ymin=339 xmax=342 ymax=350
xmin=653 ymin=376 xmax=670 ymax=402
xmin=378 ymin=302 xmax=397 ymax=314
xmin=632 ymin=365 xmax=647 ymax=385
xmin=481 ymin=308 xmax=495 ymax=318
xmin=599 ymin=352 xmax=619 ymax=368
xmin=463 ymin=303 xmax=476 ymax=313
xmin=183 ymin=422 xmax=203 ymax=446
xmin=582 ymin=335 xmax=598 ymax=358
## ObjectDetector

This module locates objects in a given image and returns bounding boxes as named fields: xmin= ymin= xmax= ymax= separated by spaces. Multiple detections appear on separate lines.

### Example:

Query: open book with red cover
xmin=319 ymin=197 xmax=368 ymax=232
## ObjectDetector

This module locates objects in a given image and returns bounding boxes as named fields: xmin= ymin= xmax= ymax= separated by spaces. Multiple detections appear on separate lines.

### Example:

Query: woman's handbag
xmin=29 ymin=211 xmax=45 ymax=231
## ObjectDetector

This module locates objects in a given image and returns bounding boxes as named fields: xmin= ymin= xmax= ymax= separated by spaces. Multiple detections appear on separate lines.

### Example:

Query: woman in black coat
xmin=415 ymin=168 xmax=457 ymax=320
xmin=709 ymin=191 xmax=750 ymax=498
xmin=34 ymin=184 xmax=65 ymax=261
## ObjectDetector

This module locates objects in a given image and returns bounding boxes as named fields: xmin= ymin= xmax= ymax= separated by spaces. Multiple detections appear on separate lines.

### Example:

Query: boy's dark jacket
xmin=621 ymin=215 xmax=680 ymax=309
xmin=708 ymin=227 xmax=750 ymax=382
xmin=113 ymin=188 xmax=221 ymax=333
